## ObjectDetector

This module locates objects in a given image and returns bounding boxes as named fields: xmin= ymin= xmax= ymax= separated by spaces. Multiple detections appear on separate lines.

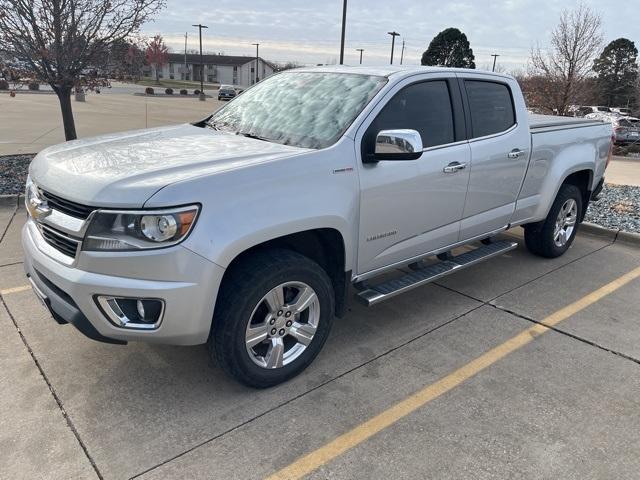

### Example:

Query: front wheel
xmin=210 ymin=249 xmax=335 ymax=388
xmin=524 ymin=184 xmax=583 ymax=258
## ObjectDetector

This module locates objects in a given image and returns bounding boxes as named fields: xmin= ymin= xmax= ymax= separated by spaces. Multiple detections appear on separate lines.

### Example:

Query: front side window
xmin=465 ymin=80 xmax=515 ymax=138
xmin=368 ymin=80 xmax=455 ymax=149
xmin=207 ymin=72 xmax=387 ymax=149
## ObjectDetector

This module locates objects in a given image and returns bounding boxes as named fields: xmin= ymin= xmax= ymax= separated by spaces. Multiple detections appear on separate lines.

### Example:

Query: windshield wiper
xmin=236 ymin=131 xmax=271 ymax=142
xmin=208 ymin=121 xmax=232 ymax=131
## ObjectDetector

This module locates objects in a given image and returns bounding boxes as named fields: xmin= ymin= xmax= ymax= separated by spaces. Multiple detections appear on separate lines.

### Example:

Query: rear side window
xmin=371 ymin=80 xmax=455 ymax=148
xmin=465 ymin=80 xmax=515 ymax=138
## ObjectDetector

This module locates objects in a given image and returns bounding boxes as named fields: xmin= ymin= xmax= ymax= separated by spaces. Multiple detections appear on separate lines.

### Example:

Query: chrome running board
xmin=356 ymin=240 xmax=518 ymax=306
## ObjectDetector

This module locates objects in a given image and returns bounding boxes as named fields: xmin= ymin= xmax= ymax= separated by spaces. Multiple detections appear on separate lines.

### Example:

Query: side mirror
xmin=373 ymin=129 xmax=423 ymax=161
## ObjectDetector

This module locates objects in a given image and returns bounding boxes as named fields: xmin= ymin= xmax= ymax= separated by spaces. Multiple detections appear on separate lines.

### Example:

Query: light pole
xmin=400 ymin=40 xmax=405 ymax=65
xmin=356 ymin=48 xmax=364 ymax=64
xmin=339 ymin=0 xmax=347 ymax=64
xmin=491 ymin=53 xmax=500 ymax=72
xmin=192 ymin=23 xmax=208 ymax=99
xmin=252 ymin=43 xmax=260 ymax=84
xmin=183 ymin=32 xmax=188 ymax=81
xmin=388 ymin=31 xmax=400 ymax=65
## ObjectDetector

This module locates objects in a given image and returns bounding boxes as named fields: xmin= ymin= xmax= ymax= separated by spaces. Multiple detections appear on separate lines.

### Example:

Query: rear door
xmin=356 ymin=75 xmax=471 ymax=275
xmin=457 ymin=74 xmax=530 ymax=240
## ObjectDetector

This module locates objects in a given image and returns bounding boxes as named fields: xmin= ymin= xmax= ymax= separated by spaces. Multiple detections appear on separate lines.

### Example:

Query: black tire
xmin=524 ymin=184 xmax=583 ymax=258
xmin=210 ymin=249 xmax=335 ymax=388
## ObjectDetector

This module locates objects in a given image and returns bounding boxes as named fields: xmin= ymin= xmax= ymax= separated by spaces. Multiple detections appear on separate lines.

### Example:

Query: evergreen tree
xmin=421 ymin=28 xmax=475 ymax=69
xmin=593 ymin=38 xmax=638 ymax=107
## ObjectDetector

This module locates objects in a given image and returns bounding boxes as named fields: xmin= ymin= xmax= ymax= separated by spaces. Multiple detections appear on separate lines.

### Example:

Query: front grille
xmin=40 ymin=190 xmax=95 ymax=219
xmin=40 ymin=225 xmax=80 ymax=258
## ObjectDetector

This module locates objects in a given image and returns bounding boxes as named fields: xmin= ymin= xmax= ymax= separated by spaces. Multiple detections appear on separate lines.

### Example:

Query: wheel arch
xmin=219 ymin=228 xmax=350 ymax=318
xmin=561 ymin=169 xmax=593 ymax=221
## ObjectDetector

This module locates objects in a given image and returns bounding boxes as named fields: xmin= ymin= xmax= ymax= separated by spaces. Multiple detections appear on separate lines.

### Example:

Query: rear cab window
xmin=464 ymin=80 xmax=516 ymax=138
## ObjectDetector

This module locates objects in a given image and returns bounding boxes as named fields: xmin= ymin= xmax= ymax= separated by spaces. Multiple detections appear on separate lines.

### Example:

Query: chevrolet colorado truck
xmin=23 ymin=66 xmax=612 ymax=387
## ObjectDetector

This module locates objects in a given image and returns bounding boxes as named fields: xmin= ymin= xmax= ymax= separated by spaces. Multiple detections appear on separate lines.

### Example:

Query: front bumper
xmin=22 ymin=220 xmax=225 ymax=345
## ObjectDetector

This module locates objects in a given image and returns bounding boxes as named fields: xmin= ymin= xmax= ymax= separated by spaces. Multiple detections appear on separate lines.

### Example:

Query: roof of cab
xmin=289 ymin=64 xmax=513 ymax=81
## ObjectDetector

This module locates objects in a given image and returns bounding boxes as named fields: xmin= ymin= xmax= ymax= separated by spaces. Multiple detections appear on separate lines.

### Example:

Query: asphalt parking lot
xmin=1 ymin=200 xmax=640 ymax=480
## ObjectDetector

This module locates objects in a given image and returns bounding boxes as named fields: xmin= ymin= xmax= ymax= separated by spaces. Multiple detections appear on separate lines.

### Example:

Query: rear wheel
xmin=210 ymin=249 xmax=334 ymax=388
xmin=524 ymin=184 xmax=583 ymax=258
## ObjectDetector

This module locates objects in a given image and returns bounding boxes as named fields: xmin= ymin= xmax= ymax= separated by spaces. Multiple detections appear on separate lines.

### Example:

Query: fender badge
xmin=332 ymin=167 xmax=354 ymax=174
xmin=366 ymin=230 xmax=398 ymax=242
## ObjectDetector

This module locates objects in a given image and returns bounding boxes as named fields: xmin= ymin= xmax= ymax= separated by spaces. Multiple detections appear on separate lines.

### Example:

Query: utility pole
xmin=339 ymin=0 xmax=347 ymax=64
xmin=252 ymin=43 xmax=260 ymax=84
xmin=400 ymin=40 xmax=405 ymax=65
xmin=184 ymin=32 xmax=188 ymax=81
xmin=356 ymin=48 xmax=364 ymax=64
xmin=388 ymin=31 xmax=400 ymax=65
xmin=192 ymin=23 xmax=208 ymax=99
xmin=491 ymin=53 xmax=500 ymax=72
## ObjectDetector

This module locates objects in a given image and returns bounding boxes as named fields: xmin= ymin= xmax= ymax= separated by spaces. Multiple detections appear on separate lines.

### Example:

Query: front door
xmin=356 ymin=76 xmax=471 ymax=275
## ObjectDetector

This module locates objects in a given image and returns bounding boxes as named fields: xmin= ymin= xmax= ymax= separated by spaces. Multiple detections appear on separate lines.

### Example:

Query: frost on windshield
xmin=208 ymin=72 xmax=386 ymax=149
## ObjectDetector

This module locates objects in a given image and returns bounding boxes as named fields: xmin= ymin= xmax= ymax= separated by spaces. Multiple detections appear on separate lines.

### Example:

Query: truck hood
xmin=29 ymin=124 xmax=307 ymax=207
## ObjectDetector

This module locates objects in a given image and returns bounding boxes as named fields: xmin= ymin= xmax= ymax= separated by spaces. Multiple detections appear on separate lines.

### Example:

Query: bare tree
xmin=145 ymin=34 xmax=168 ymax=85
xmin=529 ymin=3 xmax=603 ymax=115
xmin=0 ymin=0 xmax=165 ymax=140
xmin=273 ymin=61 xmax=303 ymax=72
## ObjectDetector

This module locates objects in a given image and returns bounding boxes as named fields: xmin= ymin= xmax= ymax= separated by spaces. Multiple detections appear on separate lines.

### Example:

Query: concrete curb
xmin=580 ymin=222 xmax=619 ymax=241
xmin=0 ymin=194 xmax=19 ymax=208
xmin=133 ymin=93 xmax=213 ymax=98
xmin=581 ymin=222 xmax=640 ymax=248
xmin=617 ymin=230 xmax=640 ymax=247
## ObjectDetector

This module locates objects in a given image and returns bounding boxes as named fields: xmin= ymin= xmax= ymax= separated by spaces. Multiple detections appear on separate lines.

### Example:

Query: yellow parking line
xmin=266 ymin=265 xmax=640 ymax=480
xmin=0 ymin=285 xmax=32 ymax=296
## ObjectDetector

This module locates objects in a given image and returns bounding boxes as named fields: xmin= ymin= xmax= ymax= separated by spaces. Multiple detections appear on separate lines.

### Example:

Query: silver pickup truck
xmin=23 ymin=66 xmax=612 ymax=387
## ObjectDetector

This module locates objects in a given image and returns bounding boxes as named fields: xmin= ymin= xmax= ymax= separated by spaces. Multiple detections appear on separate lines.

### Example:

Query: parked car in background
xmin=610 ymin=107 xmax=632 ymax=116
xmin=571 ymin=106 xmax=610 ymax=117
xmin=586 ymin=112 xmax=640 ymax=144
xmin=613 ymin=117 xmax=640 ymax=145
xmin=218 ymin=85 xmax=237 ymax=101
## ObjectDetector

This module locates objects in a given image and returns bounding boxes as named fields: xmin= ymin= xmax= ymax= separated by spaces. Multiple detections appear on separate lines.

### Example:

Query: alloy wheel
xmin=245 ymin=281 xmax=320 ymax=369
xmin=553 ymin=198 xmax=578 ymax=247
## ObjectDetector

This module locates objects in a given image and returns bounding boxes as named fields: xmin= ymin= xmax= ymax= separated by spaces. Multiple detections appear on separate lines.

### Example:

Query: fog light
xmin=96 ymin=296 xmax=164 ymax=330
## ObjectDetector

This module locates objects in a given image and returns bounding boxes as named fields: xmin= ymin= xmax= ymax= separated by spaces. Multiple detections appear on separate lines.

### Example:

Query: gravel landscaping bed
xmin=1 ymin=153 xmax=638 ymax=234
xmin=585 ymin=184 xmax=640 ymax=233
xmin=0 ymin=154 xmax=34 ymax=195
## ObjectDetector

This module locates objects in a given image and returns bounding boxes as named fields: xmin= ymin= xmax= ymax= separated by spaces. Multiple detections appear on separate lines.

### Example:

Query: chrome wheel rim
xmin=553 ymin=198 xmax=578 ymax=247
xmin=245 ymin=281 xmax=320 ymax=369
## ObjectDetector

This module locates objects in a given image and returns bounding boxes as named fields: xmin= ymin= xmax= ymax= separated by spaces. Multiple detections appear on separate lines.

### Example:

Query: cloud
xmin=142 ymin=0 xmax=640 ymax=70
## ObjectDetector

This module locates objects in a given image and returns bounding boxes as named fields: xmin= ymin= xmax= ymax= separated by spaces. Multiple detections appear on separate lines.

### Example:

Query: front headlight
xmin=83 ymin=205 xmax=199 ymax=251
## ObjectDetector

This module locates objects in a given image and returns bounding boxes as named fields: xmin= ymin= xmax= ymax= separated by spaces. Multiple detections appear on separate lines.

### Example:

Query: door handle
xmin=508 ymin=148 xmax=523 ymax=159
xmin=443 ymin=161 xmax=467 ymax=173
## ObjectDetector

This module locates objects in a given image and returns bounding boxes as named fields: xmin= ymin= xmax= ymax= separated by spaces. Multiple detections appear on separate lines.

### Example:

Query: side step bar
xmin=356 ymin=240 xmax=518 ymax=306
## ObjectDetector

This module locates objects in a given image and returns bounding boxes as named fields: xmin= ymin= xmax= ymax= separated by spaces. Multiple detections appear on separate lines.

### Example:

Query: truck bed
xmin=529 ymin=114 xmax=604 ymax=132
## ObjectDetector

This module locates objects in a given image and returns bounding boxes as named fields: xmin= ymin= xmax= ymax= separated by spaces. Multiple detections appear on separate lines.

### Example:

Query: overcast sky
xmin=141 ymin=0 xmax=640 ymax=71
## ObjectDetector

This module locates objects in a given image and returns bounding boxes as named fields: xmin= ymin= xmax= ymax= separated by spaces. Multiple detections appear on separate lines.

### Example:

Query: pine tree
xmin=593 ymin=38 xmax=638 ymax=108
xmin=421 ymin=28 xmax=475 ymax=69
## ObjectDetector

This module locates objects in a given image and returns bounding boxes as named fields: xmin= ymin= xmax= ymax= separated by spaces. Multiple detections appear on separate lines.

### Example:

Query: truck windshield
xmin=207 ymin=72 xmax=387 ymax=149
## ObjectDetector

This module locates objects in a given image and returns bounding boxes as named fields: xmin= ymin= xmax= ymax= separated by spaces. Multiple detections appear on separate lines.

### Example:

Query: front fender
xmin=144 ymin=140 xmax=359 ymax=272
